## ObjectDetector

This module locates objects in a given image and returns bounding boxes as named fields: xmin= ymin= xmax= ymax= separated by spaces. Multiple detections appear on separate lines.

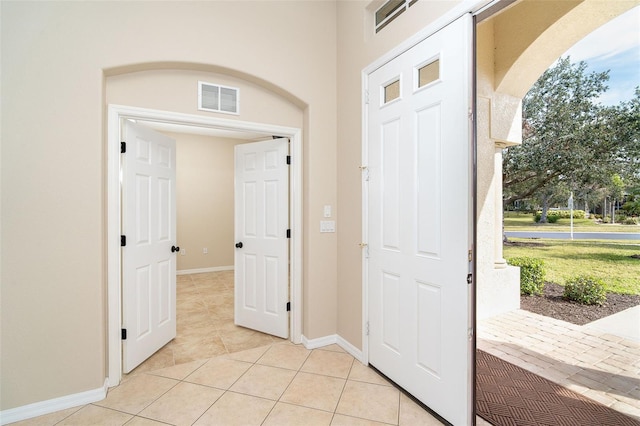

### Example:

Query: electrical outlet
xmin=180 ymin=249 xmax=186 ymax=256
xmin=203 ymin=248 xmax=208 ymax=254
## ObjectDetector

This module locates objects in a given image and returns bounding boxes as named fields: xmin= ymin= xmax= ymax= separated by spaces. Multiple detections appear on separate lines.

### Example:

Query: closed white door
xmin=234 ymin=138 xmax=289 ymax=338
xmin=122 ymin=120 xmax=177 ymax=373
xmin=366 ymin=15 xmax=473 ymax=425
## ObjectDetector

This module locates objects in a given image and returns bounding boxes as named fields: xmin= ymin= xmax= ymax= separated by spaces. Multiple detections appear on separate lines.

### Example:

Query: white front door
xmin=234 ymin=138 xmax=289 ymax=338
xmin=366 ymin=15 xmax=473 ymax=425
xmin=122 ymin=120 xmax=177 ymax=373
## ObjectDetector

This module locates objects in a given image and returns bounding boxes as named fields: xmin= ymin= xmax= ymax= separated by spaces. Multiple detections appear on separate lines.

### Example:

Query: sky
xmin=561 ymin=6 xmax=640 ymax=106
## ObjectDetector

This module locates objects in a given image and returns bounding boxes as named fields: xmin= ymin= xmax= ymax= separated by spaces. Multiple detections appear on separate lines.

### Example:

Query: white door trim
xmin=107 ymin=104 xmax=303 ymax=387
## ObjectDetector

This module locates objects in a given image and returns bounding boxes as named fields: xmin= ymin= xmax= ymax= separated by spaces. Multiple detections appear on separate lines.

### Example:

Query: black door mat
xmin=476 ymin=350 xmax=640 ymax=426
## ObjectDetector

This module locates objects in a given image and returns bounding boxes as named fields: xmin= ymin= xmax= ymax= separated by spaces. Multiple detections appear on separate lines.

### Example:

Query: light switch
xmin=320 ymin=220 xmax=336 ymax=233
xmin=323 ymin=205 xmax=332 ymax=218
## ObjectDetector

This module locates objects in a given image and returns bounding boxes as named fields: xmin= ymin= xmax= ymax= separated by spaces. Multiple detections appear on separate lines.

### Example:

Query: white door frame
xmin=107 ymin=104 xmax=303 ymax=386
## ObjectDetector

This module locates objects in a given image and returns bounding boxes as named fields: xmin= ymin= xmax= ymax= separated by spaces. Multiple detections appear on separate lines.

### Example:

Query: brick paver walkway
xmin=478 ymin=309 xmax=640 ymax=421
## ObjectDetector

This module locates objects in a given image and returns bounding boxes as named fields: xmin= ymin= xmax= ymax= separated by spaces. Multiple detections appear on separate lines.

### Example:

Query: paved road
xmin=505 ymin=231 xmax=640 ymax=240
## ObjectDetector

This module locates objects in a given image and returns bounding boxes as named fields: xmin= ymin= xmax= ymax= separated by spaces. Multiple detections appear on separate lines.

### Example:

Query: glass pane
xmin=384 ymin=80 xmax=400 ymax=103
xmin=418 ymin=60 xmax=439 ymax=88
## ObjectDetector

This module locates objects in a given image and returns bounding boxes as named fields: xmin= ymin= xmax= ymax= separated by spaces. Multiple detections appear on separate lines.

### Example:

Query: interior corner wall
xmin=335 ymin=0 xmax=463 ymax=350
xmin=162 ymin=132 xmax=245 ymax=273
xmin=1 ymin=0 xmax=337 ymax=411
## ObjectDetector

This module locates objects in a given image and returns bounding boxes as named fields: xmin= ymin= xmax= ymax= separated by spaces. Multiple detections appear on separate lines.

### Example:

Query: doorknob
xmin=235 ymin=242 xmax=243 ymax=248
xmin=171 ymin=246 xmax=180 ymax=253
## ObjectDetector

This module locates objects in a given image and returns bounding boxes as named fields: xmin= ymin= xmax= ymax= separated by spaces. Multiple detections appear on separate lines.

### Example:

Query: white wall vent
xmin=198 ymin=81 xmax=239 ymax=115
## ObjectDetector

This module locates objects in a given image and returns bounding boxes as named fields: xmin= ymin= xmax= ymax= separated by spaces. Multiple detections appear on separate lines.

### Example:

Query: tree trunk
xmin=540 ymin=193 xmax=550 ymax=223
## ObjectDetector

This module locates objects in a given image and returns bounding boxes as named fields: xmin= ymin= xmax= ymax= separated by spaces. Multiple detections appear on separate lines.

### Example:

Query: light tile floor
xmin=125 ymin=271 xmax=286 ymax=376
xmin=14 ymin=343 xmax=446 ymax=425
xmin=11 ymin=272 xmax=447 ymax=425
xmin=478 ymin=309 xmax=640 ymax=421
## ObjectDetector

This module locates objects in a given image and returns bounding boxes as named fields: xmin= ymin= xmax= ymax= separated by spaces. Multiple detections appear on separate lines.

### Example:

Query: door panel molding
xmin=107 ymin=104 xmax=303 ymax=387
xmin=362 ymin=14 xmax=475 ymax=425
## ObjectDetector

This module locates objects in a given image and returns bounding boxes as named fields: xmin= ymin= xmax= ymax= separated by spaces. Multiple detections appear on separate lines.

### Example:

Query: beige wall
xmin=1 ymin=0 xmax=336 ymax=410
xmin=164 ymin=132 xmax=243 ymax=272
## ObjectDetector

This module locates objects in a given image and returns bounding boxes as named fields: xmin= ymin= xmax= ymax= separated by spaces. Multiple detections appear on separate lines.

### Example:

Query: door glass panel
xmin=384 ymin=80 xmax=400 ymax=104
xmin=418 ymin=60 xmax=439 ymax=88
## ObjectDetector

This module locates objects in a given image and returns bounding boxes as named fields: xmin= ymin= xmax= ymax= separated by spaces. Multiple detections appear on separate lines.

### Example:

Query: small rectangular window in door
xmin=384 ymin=79 xmax=401 ymax=104
xmin=417 ymin=59 xmax=440 ymax=88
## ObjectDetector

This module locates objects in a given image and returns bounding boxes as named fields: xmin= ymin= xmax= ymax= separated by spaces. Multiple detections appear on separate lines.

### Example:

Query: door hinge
xmin=121 ymin=235 xmax=126 ymax=247
xmin=359 ymin=166 xmax=369 ymax=182
xmin=359 ymin=243 xmax=369 ymax=259
xmin=286 ymin=229 xmax=291 ymax=239
xmin=286 ymin=155 xmax=291 ymax=165
xmin=366 ymin=321 xmax=370 ymax=336
xmin=364 ymin=90 xmax=370 ymax=105
xmin=121 ymin=328 xmax=127 ymax=340
xmin=468 ymin=249 xmax=473 ymax=262
xmin=467 ymin=273 xmax=473 ymax=285
xmin=121 ymin=141 xmax=126 ymax=153
xmin=286 ymin=302 xmax=291 ymax=312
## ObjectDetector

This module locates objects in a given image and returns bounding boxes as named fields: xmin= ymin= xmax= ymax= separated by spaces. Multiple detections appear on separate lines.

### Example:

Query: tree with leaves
xmin=503 ymin=57 xmax=639 ymax=222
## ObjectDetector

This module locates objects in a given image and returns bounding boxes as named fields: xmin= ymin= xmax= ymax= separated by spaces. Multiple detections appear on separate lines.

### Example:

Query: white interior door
xmin=234 ymin=138 xmax=289 ymax=338
xmin=366 ymin=14 xmax=473 ymax=425
xmin=122 ymin=120 xmax=177 ymax=373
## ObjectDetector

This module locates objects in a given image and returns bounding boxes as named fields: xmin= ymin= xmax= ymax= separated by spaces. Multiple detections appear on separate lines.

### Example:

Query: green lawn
xmin=503 ymin=239 xmax=640 ymax=295
xmin=504 ymin=211 xmax=639 ymax=233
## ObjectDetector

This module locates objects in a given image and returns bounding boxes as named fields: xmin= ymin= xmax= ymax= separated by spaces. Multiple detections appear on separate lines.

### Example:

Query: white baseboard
xmin=177 ymin=266 xmax=233 ymax=275
xmin=336 ymin=335 xmax=365 ymax=363
xmin=302 ymin=334 xmax=337 ymax=349
xmin=301 ymin=334 xmax=365 ymax=364
xmin=0 ymin=379 xmax=108 ymax=425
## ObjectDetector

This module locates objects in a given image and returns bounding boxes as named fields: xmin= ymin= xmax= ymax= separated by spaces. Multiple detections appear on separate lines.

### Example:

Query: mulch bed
xmin=521 ymin=282 xmax=640 ymax=325
xmin=476 ymin=350 xmax=640 ymax=426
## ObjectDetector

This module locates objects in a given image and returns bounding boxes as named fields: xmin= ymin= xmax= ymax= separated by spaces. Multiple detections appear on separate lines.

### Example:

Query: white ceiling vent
xmin=198 ymin=81 xmax=239 ymax=115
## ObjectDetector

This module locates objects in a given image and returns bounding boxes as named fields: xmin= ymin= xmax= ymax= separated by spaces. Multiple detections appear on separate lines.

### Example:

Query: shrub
xmin=507 ymin=257 xmax=545 ymax=295
xmin=563 ymin=275 xmax=607 ymax=305
xmin=547 ymin=215 xmax=559 ymax=223
xmin=623 ymin=217 xmax=638 ymax=225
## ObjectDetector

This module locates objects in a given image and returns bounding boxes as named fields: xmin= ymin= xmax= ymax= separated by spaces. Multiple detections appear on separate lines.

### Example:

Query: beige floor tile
xmin=336 ymin=380 xmax=400 ymax=425
xmin=348 ymin=362 xmax=392 ymax=387
xmin=222 ymin=344 xmax=271 ymax=363
xmin=193 ymin=392 xmax=275 ymax=426
xmin=280 ymin=372 xmax=346 ymax=412
xmin=9 ymin=406 xmax=83 ymax=426
xmin=94 ymin=374 xmax=178 ymax=414
xmin=398 ymin=393 xmax=442 ymax=425
xmin=56 ymin=405 xmax=132 ymax=426
xmin=172 ymin=335 xmax=227 ymax=364
xmin=184 ymin=357 xmax=252 ymax=389
xmin=230 ymin=364 xmax=297 ymax=400
xmin=262 ymin=402 xmax=333 ymax=426
xmin=125 ymin=417 xmax=170 ymax=425
xmin=318 ymin=344 xmax=347 ymax=353
xmin=301 ymin=349 xmax=355 ymax=379
xmin=147 ymin=358 xmax=207 ymax=380
xmin=330 ymin=414 xmax=391 ymax=425
xmin=125 ymin=345 xmax=175 ymax=376
xmin=138 ymin=381 xmax=223 ymax=426
xmin=257 ymin=343 xmax=311 ymax=370
xmin=220 ymin=327 xmax=276 ymax=353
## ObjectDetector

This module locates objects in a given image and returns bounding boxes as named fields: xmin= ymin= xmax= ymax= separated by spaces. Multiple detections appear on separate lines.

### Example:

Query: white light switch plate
xmin=320 ymin=220 xmax=335 ymax=233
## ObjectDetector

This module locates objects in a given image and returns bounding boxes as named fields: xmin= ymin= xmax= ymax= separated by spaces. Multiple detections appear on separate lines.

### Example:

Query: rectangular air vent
xmin=198 ymin=81 xmax=239 ymax=115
